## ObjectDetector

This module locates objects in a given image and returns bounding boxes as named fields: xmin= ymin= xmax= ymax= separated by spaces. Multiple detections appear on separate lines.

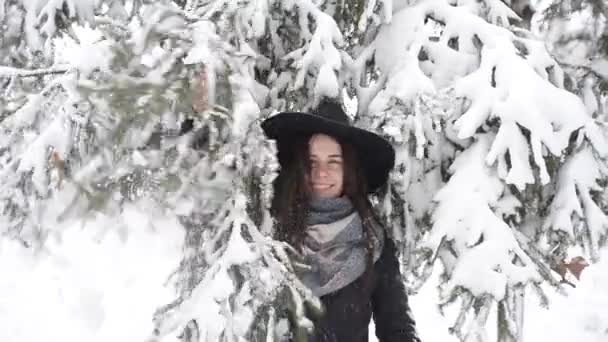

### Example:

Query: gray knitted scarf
xmin=296 ymin=196 xmax=384 ymax=297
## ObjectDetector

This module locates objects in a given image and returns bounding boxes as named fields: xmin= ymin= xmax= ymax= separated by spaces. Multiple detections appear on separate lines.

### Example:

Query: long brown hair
xmin=271 ymin=133 xmax=380 ymax=278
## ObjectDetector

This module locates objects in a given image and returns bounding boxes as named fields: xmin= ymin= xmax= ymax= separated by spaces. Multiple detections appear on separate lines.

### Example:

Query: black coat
xmin=310 ymin=238 xmax=420 ymax=342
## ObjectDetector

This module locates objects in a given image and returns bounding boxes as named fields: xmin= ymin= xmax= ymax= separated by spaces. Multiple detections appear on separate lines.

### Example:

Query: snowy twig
xmin=265 ymin=307 xmax=276 ymax=342
xmin=94 ymin=15 xmax=129 ymax=31
xmin=345 ymin=45 xmax=387 ymax=117
xmin=247 ymin=223 xmax=321 ymax=307
xmin=511 ymin=229 xmax=563 ymax=288
xmin=558 ymin=61 xmax=607 ymax=80
xmin=185 ymin=0 xmax=201 ymax=13
xmin=0 ymin=66 xmax=69 ymax=78
xmin=0 ymin=0 xmax=5 ymax=22
xmin=448 ymin=292 xmax=473 ymax=339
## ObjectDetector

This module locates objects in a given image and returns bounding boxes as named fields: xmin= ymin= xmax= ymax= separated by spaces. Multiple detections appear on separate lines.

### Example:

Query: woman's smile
xmin=312 ymin=183 xmax=334 ymax=190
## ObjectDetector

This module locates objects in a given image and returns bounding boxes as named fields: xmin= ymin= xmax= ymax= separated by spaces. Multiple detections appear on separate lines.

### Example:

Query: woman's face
xmin=308 ymin=133 xmax=344 ymax=198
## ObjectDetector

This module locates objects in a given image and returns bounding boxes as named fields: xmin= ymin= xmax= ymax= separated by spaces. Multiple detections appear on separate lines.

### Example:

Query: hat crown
xmin=312 ymin=99 xmax=350 ymax=125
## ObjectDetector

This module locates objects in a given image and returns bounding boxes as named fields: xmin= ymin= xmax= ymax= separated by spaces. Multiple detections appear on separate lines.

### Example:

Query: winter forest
xmin=0 ymin=0 xmax=607 ymax=341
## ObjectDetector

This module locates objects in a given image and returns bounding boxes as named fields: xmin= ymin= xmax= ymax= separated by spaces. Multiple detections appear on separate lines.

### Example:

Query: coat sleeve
xmin=371 ymin=237 xmax=421 ymax=342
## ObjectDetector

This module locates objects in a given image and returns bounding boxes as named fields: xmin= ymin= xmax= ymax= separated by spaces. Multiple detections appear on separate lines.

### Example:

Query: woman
xmin=261 ymin=99 xmax=420 ymax=342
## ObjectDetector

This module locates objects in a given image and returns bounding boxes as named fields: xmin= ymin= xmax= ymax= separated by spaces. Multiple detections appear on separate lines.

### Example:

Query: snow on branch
xmin=358 ymin=0 xmax=393 ymax=31
xmin=455 ymin=46 xmax=587 ymax=186
xmin=426 ymin=135 xmax=540 ymax=300
xmin=21 ymin=0 xmax=99 ymax=49
xmin=371 ymin=0 xmax=589 ymax=191
xmin=131 ymin=4 xmax=188 ymax=55
xmin=453 ymin=0 xmax=520 ymax=26
xmin=151 ymin=192 xmax=320 ymax=341
xmin=282 ymin=0 xmax=344 ymax=106
xmin=544 ymin=125 xmax=608 ymax=260
xmin=152 ymin=194 xmax=258 ymax=340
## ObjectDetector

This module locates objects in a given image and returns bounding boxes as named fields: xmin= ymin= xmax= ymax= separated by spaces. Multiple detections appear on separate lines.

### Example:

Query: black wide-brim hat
xmin=261 ymin=99 xmax=395 ymax=193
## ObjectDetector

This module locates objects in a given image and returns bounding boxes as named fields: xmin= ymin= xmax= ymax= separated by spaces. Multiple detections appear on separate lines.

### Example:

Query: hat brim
xmin=261 ymin=112 xmax=395 ymax=193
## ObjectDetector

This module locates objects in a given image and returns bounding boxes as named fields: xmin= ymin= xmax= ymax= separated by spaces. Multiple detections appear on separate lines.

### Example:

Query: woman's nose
xmin=312 ymin=164 xmax=329 ymax=178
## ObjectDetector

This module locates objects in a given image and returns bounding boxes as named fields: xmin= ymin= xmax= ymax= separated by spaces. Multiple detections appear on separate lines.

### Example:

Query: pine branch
xmin=0 ymin=66 xmax=69 ymax=78
xmin=511 ymin=229 xmax=563 ymax=288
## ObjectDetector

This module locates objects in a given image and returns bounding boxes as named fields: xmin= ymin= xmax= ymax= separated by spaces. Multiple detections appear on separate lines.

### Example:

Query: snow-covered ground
xmin=523 ymin=248 xmax=608 ymax=342
xmin=1 ymin=219 xmax=606 ymax=342
xmin=0 ymin=205 xmax=184 ymax=342
xmin=399 ymin=249 xmax=608 ymax=342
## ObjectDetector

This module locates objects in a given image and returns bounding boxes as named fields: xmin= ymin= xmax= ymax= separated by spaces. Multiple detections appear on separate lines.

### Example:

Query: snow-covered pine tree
xmin=0 ymin=0 xmax=335 ymax=341
xmin=2 ymin=0 xmax=607 ymax=342
xmin=532 ymin=0 xmax=608 ymax=262
xmin=346 ymin=0 xmax=608 ymax=341
xmin=532 ymin=0 xmax=607 ymax=121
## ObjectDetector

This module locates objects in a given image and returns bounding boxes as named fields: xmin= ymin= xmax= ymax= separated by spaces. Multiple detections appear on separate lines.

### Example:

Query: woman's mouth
xmin=312 ymin=184 xmax=332 ymax=190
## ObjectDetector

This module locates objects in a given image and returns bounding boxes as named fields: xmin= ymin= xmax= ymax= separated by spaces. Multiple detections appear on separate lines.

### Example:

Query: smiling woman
xmin=261 ymin=99 xmax=421 ymax=342
xmin=308 ymin=134 xmax=344 ymax=198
